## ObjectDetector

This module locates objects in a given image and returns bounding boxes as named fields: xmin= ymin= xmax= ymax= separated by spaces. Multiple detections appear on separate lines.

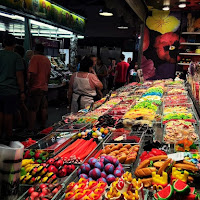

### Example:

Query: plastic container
xmin=56 ymin=123 xmax=90 ymax=132
xmin=0 ymin=141 xmax=24 ymax=200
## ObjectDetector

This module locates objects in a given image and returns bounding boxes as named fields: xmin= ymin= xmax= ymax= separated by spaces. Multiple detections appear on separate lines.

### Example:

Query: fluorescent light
xmin=58 ymin=35 xmax=73 ymax=38
xmin=58 ymin=28 xmax=72 ymax=34
xmin=162 ymin=6 xmax=170 ymax=10
xmin=0 ymin=12 xmax=24 ymax=21
xmin=0 ymin=27 xmax=5 ymax=31
xmin=117 ymin=26 xmax=128 ymax=29
xmin=32 ymin=33 xmax=57 ymax=37
xmin=179 ymin=3 xmax=186 ymax=8
xmin=99 ymin=9 xmax=113 ymax=17
xmin=30 ymin=19 xmax=55 ymax=29
xmin=78 ymin=36 xmax=84 ymax=39
xmin=13 ymin=33 xmax=25 ymax=36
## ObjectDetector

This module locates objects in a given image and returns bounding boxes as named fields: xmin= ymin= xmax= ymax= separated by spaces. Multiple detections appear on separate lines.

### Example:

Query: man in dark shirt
xmin=0 ymin=34 xmax=24 ymax=139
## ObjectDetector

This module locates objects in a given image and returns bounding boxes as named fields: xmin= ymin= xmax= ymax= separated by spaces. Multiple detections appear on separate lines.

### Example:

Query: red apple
xmin=30 ymin=191 xmax=39 ymax=198
xmin=41 ymin=163 xmax=47 ymax=167
xmin=46 ymin=158 xmax=55 ymax=165
xmin=28 ymin=187 xmax=35 ymax=194
xmin=39 ymin=184 xmax=47 ymax=189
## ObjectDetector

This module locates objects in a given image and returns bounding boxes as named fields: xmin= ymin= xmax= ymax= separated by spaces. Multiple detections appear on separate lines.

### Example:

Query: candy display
xmin=162 ymin=113 xmax=194 ymax=124
xmin=23 ymin=149 xmax=53 ymax=163
xmin=55 ymin=139 xmax=97 ymax=163
xmin=154 ymin=181 xmax=199 ymax=200
xmin=164 ymin=120 xmax=198 ymax=144
xmin=105 ymin=172 xmax=142 ymax=200
xmin=78 ymin=156 xmax=124 ymax=185
xmin=175 ymin=139 xmax=198 ymax=152
xmin=16 ymin=79 xmax=200 ymax=200
xmin=100 ymin=144 xmax=140 ymax=164
xmin=25 ymin=183 xmax=62 ymax=200
xmin=21 ymin=138 xmax=37 ymax=148
xmin=65 ymin=178 xmax=107 ymax=200
xmin=77 ymin=127 xmax=110 ymax=142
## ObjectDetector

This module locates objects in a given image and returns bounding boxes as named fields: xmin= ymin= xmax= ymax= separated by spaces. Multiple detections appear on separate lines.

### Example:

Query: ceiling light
xmin=78 ymin=36 xmax=84 ymax=39
xmin=162 ymin=6 xmax=170 ymax=10
xmin=99 ymin=9 xmax=113 ymax=17
xmin=0 ymin=12 xmax=24 ymax=21
xmin=179 ymin=3 xmax=186 ymax=8
xmin=117 ymin=26 xmax=128 ymax=29
xmin=30 ymin=20 xmax=55 ymax=29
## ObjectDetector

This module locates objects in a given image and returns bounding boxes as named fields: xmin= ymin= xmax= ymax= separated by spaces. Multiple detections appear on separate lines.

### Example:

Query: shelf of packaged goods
xmin=180 ymin=43 xmax=200 ymax=45
xmin=179 ymin=53 xmax=200 ymax=56
xmin=177 ymin=63 xmax=190 ymax=65
xmin=182 ymin=32 xmax=200 ymax=35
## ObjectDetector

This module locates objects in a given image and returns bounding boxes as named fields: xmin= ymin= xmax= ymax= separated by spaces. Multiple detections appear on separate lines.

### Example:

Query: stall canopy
xmin=0 ymin=0 xmax=85 ymax=35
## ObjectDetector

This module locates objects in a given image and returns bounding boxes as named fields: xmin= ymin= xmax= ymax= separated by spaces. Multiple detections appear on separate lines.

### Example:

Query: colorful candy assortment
xmin=78 ymin=156 xmax=124 ymax=185
xmin=164 ymin=120 xmax=198 ymax=144
xmin=65 ymin=178 xmax=107 ymax=200
xmin=100 ymin=144 xmax=140 ymax=164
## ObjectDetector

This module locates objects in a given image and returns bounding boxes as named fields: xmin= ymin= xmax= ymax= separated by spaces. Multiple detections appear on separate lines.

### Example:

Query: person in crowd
xmin=127 ymin=61 xmax=139 ymax=83
xmin=75 ymin=55 xmax=82 ymax=72
xmin=14 ymin=45 xmax=28 ymax=129
xmin=114 ymin=54 xmax=130 ymax=89
xmin=127 ymin=57 xmax=132 ymax=64
xmin=68 ymin=57 xmax=103 ymax=113
xmin=89 ymin=54 xmax=97 ymax=75
xmin=94 ymin=57 xmax=108 ymax=95
xmin=108 ymin=58 xmax=116 ymax=90
xmin=0 ymin=33 xmax=24 ymax=140
xmin=27 ymin=44 xmax=51 ymax=132
xmin=25 ymin=50 xmax=33 ymax=65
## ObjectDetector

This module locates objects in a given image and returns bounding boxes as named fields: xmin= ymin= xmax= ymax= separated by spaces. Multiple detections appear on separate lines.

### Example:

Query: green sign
xmin=0 ymin=0 xmax=85 ymax=34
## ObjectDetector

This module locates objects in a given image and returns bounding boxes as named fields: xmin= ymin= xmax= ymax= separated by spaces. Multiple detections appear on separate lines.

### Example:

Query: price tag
xmin=168 ymin=152 xmax=184 ymax=161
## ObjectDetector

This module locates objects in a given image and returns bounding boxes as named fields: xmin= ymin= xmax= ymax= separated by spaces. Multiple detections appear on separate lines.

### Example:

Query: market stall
xmin=2 ymin=79 xmax=198 ymax=200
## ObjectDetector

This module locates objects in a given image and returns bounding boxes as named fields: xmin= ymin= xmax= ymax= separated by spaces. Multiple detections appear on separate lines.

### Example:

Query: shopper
xmin=94 ymin=57 xmax=108 ymax=95
xmin=89 ymin=55 xmax=97 ymax=75
xmin=0 ymin=33 xmax=24 ymax=140
xmin=114 ymin=54 xmax=130 ymax=89
xmin=68 ymin=57 xmax=103 ymax=113
xmin=14 ymin=45 xmax=28 ymax=129
xmin=76 ymin=55 xmax=82 ymax=72
xmin=27 ymin=44 xmax=51 ymax=132
xmin=108 ymin=58 xmax=116 ymax=90
xmin=25 ymin=50 xmax=34 ymax=65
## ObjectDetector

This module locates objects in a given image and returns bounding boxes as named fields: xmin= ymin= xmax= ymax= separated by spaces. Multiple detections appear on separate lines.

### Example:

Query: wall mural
xmin=141 ymin=10 xmax=186 ymax=80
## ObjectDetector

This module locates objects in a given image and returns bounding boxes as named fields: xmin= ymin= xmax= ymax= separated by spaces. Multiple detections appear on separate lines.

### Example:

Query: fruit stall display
xmin=16 ymin=79 xmax=200 ymax=200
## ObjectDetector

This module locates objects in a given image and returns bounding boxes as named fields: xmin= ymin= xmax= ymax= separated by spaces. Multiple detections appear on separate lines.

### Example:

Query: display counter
xmin=16 ymin=80 xmax=200 ymax=200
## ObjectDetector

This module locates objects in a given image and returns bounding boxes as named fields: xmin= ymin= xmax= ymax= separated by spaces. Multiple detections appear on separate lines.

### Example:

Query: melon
xmin=184 ymin=193 xmax=198 ymax=200
xmin=157 ymin=184 xmax=174 ymax=200
xmin=154 ymin=193 xmax=158 ymax=200
xmin=173 ymin=179 xmax=190 ymax=194
xmin=189 ymin=187 xmax=196 ymax=194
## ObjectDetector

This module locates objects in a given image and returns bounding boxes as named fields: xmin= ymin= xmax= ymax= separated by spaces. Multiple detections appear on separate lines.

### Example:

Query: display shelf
xmin=179 ymin=53 xmax=200 ymax=56
xmin=178 ymin=63 xmax=190 ymax=65
xmin=182 ymin=32 xmax=200 ymax=35
xmin=180 ymin=42 xmax=200 ymax=45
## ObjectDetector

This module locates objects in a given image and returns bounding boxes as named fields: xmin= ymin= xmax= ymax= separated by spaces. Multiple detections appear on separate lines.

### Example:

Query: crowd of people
xmin=68 ymin=54 xmax=139 ymax=113
xmin=0 ymin=33 xmax=139 ymax=141
xmin=0 ymin=33 xmax=51 ymax=141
